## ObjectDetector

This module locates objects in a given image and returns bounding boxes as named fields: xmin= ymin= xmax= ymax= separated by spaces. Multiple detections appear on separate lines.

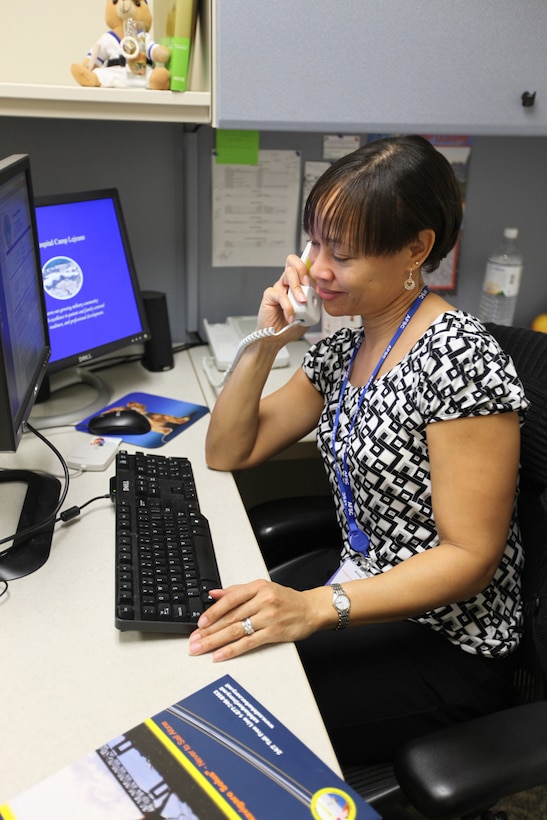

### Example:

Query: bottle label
xmin=483 ymin=261 xmax=523 ymax=297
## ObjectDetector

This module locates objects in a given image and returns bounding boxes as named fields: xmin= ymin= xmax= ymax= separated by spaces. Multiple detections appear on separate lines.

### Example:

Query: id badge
xmin=328 ymin=557 xmax=378 ymax=584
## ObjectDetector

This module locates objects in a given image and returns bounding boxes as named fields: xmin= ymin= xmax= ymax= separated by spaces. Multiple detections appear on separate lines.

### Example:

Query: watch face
xmin=335 ymin=592 xmax=350 ymax=613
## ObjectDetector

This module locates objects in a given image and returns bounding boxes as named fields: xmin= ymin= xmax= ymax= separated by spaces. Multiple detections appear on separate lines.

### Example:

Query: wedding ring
xmin=242 ymin=617 xmax=255 ymax=636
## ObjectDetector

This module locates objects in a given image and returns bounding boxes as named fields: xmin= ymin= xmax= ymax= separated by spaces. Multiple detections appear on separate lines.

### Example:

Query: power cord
xmin=0 ymin=424 xmax=111 ymax=598
xmin=0 ymin=490 xmax=111 ymax=599
xmin=0 ymin=422 xmax=70 ymax=551
xmin=83 ymin=336 xmax=204 ymax=376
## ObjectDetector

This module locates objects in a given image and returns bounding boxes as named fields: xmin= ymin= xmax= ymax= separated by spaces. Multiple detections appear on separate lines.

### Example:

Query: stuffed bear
xmin=71 ymin=0 xmax=170 ymax=90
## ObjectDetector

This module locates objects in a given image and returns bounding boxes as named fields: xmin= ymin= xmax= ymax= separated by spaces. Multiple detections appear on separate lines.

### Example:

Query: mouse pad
xmin=75 ymin=392 xmax=209 ymax=449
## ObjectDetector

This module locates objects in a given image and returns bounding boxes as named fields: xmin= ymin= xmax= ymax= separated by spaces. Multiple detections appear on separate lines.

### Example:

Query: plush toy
xmin=71 ymin=0 xmax=170 ymax=90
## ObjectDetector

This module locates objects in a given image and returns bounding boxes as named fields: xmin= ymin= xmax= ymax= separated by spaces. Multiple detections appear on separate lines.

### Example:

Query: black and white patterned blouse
xmin=302 ymin=311 xmax=529 ymax=658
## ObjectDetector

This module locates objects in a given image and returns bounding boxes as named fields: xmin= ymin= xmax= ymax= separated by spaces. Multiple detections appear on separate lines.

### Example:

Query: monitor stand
xmin=0 ymin=471 xmax=61 ymax=580
xmin=29 ymin=368 xmax=112 ymax=430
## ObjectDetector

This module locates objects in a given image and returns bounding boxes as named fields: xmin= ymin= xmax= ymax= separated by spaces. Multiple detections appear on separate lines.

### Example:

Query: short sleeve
xmin=416 ymin=319 xmax=528 ymax=424
xmin=302 ymin=328 xmax=362 ymax=397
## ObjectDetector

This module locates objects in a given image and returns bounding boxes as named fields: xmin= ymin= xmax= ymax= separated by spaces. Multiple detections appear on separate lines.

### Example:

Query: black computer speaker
xmin=141 ymin=290 xmax=175 ymax=372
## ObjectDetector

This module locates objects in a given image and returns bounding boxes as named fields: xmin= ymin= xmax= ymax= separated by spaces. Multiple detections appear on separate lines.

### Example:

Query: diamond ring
xmin=242 ymin=617 xmax=255 ymax=636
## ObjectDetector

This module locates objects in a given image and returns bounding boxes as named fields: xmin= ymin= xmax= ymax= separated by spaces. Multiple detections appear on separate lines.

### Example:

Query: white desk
xmin=0 ymin=350 xmax=338 ymax=803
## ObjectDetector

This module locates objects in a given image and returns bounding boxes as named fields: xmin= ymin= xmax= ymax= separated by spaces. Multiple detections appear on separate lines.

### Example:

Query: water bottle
xmin=479 ymin=228 xmax=523 ymax=325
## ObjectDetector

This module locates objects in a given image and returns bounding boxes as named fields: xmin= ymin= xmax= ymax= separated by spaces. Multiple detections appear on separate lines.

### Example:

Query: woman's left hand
xmin=188 ymin=579 xmax=327 ymax=661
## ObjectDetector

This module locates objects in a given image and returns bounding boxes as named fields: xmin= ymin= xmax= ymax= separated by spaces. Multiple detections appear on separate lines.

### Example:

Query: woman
xmin=190 ymin=135 xmax=528 ymax=764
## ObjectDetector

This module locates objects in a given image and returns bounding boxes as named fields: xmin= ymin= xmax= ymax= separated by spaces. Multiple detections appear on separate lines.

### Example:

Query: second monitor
xmin=31 ymin=188 xmax=151 ymax=427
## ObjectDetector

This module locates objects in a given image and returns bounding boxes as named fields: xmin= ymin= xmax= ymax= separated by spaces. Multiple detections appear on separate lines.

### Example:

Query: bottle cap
xmin=504 ymin=227 xmax=518 ymax=239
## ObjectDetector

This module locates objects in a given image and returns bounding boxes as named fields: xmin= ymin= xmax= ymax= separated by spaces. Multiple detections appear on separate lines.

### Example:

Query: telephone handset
xmin=287 ymin=242 xmax=322 ymax=326
xmin=288 ymin=284 xmax=322 ymax=326
xmin=221 ymin=243 xmax=321 ymax=384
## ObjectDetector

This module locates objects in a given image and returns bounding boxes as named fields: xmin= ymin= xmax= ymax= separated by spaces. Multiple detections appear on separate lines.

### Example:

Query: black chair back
xmin=388 ymin=326 xmax=547 ymax=819
xmin=485 ymin=324 xmax=547 ymax=697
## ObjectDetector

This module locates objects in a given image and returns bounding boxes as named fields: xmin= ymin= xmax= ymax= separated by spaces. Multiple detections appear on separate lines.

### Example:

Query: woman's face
xmin=307 ymin=235 xmax=412 ymax=319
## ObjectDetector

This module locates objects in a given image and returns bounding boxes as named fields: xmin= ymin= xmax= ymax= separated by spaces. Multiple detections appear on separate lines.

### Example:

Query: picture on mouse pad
xmin=76 ymin=392 xmax=209 ymax=448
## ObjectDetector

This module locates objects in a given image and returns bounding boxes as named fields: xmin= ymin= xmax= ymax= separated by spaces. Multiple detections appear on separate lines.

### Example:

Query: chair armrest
xmin=247 ymin=495 xmax=341 ymax=568
xmin=394 ymin=701 xmax=547 ymax=819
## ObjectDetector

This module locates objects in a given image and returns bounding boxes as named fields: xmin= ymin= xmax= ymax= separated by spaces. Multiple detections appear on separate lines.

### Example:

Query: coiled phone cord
xmin=221 ymin=323 xmax=295 ymax=385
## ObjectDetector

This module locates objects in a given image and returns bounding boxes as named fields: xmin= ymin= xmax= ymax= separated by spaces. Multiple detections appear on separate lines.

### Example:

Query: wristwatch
xmin=331 ymin=583 xmax=351 ymax=630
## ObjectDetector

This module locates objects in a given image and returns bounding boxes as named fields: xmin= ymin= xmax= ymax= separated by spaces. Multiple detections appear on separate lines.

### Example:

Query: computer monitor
xmin=31 ymin=188 xmax=150 ymax=427
xmin=0 ymin=154 xmax=51 ymax=452
xmin=0 ymin=153 xmax=61 ymax=580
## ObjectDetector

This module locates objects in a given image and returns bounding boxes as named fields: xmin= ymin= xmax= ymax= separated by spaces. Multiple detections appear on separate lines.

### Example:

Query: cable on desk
xmin=56 ymin=493 xmax=111 ymax=524
xmin=1 ymin=423 xmax=112 ymax=547
xmin=0 ymin=422 xmax=70 ymax=552
xmin=35 ymin=340 xmax=205 ymax=403
xmin=0 ymin=479 xmax=110 ymax=597
xmin=83 ymin=337 xmax=204 ymax=376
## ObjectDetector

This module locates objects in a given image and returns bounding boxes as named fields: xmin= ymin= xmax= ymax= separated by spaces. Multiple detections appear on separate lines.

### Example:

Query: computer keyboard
xmin=111 ymin=450 xmax=222 ymax=634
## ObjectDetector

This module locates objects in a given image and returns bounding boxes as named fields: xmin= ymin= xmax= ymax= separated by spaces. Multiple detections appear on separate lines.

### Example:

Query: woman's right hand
xmin=206 ymin=247 xmax=323 ymax=472
xmin=257 ymin=251 xmax=314 ymax=334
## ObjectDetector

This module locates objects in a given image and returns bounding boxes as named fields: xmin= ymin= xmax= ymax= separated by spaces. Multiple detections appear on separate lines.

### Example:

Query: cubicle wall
xmin=0 ymin=118 xmax=545 ymax=342
xmin=191 ymin=128 xmax=547 ymax=334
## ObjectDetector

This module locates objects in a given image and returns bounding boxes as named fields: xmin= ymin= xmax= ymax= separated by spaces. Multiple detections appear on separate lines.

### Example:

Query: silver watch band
xmin=331 ymin=582 xmax=350 ymax=630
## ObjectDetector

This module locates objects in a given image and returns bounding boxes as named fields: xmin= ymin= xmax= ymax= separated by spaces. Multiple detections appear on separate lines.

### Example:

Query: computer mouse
xmin=88 ymin=409 xmax=152 ymax=436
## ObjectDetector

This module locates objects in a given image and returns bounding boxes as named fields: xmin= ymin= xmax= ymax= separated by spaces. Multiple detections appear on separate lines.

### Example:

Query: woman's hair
xmin=303 ymin=134 xmax=463 ymax=272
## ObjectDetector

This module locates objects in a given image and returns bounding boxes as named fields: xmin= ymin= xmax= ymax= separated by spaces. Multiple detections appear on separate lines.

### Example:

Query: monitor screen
xmin=0 ymin=154 xmax=51 ymax=452
xmin=34 ymin=188 xmax=150 ymax=373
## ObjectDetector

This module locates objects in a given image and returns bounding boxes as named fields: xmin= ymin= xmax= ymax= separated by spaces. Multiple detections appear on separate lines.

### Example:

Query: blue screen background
xmin=35 ymin=196 xmax=144 ymax=366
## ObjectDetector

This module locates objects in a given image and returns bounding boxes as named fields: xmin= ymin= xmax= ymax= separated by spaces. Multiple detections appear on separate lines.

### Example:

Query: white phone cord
xmin=221 ymin=324 xmax=294 ymax=385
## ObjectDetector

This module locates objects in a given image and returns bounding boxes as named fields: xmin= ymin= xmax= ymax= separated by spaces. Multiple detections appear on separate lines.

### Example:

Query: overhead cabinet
xmin=214 ymin=0 xmax=547 ymax=135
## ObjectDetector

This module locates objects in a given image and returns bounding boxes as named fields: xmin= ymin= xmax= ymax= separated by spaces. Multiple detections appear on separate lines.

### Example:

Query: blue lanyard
xmin=331 ymin=287 xmax=429 ymax=557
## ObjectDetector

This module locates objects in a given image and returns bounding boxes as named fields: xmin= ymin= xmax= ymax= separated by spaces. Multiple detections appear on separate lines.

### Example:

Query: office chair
xmin=248 ymin=323 xmax=547 ymax=819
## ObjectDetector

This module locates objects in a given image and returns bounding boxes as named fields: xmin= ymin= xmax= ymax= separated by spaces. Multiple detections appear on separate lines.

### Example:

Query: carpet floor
xmin=381 ymin=783 xmax=547 ymax=819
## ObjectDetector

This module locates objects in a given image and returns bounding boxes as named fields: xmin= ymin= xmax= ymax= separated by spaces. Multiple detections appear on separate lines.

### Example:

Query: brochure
xmin=0 ymin=675 xmax=380 ymax=819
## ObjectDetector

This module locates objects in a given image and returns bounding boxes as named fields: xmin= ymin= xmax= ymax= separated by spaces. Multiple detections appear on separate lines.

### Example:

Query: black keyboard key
xmin=117 ymin=605 xmax=134 ymax=620
xmin=142 ymin=606 xmax=157 ymax=620
xmin=193 ymin=533 xmax=221 ymax=582
xmin=172 ymin=605 xmax=187 ymax=621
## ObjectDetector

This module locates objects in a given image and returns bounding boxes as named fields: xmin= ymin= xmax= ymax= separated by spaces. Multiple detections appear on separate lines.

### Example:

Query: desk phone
xmin=203 ymin=316 xmax=290 ymax=371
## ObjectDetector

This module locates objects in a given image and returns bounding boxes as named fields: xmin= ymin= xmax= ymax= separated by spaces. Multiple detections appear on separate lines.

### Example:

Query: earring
xmin=404 ymin=269 xmax=416 ymax=291
xmin=404 ymin=261 xmax=420 ymax=291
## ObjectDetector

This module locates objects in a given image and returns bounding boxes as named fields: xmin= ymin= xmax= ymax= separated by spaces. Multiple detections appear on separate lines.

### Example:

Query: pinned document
xmin=211 ymin=149 xmax=301 ymax=268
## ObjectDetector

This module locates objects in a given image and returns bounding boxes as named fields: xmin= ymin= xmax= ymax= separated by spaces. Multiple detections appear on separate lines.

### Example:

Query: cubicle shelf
xmin=0 ymin=83 xmax=211 ymax=124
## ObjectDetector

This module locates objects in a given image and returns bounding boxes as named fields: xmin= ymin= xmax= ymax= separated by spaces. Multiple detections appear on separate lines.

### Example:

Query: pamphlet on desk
xmin=0 ymin=675 xmax=379 ymax=820
xmin=75 ymin=391 xmax=209 ymax=449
